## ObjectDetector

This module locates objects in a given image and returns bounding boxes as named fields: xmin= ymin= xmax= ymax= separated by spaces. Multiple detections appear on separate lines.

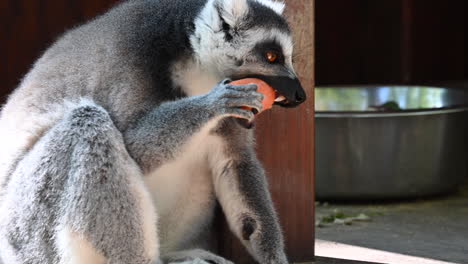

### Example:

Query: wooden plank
xmin=219 ymin=0 xmax=316 ymax=262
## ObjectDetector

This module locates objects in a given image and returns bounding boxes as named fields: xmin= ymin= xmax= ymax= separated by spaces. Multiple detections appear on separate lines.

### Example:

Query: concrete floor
xmin=314 ymin=181 xmax=468 ymax=264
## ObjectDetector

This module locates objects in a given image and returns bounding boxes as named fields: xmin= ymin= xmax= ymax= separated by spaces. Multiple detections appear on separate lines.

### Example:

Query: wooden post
xmin=219 ymin=0 xmax=315 ymax=263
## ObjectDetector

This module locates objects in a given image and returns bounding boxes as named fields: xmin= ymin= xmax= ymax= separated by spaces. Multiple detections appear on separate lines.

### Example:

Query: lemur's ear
xmin=256 ymin=0 xmax=285 ymax=14
xmin=213 ymin=0 xmax=249 ymax=27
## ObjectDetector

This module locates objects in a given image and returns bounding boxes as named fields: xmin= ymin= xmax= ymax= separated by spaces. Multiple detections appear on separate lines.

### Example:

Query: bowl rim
xmin=315 ymin=85 xmax=468 ymax=117
xmin=316 ymin=107 xmax=468 ymax=118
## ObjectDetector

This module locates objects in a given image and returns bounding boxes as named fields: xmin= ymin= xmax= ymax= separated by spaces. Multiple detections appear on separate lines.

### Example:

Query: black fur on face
xmin=215 ymin=0 xmax=290 ymax=44
xmin=252 ymin=75 xmax=306 ymax=107
xmin=244 ymin=1 xmax=290 ymax=33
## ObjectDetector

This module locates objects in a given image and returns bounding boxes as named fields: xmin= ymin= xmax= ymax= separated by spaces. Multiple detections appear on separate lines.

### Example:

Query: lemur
xmin=0 ymin=0 xmax=306 ymax=263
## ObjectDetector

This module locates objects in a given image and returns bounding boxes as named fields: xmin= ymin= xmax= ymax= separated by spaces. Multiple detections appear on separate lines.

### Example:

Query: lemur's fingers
xmin=215 ymin=81 xmax=260 ymax=96
xmin=249 ymin=233 xmax=289 ymax=264
xmin=224 ymin=83 xmax=258 ymax=92
xmin=208 ymin=79 xmax=264 ymax=117
xmin=213 ymin=79 xmax=258 ymax=93
xmin=223 ymin=96 xmax=263 ymax=110
xmin=221 ymin=88 xmax=264 ymax=113
xmin=218 ymin=89 xmax=263 ymax=99
xmin=225 ymin=107 xmax=256 ymax=121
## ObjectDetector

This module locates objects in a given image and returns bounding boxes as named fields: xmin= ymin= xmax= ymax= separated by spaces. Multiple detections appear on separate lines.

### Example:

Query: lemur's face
xmin=191 ymin=0 xmax=306 ymax=107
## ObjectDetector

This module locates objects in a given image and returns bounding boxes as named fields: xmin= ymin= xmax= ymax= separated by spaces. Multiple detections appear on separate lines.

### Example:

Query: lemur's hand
xmin=238 ymin=213 xmax=288 ymax=264
xmin=205 ymin=79 xmax=264 ymax=122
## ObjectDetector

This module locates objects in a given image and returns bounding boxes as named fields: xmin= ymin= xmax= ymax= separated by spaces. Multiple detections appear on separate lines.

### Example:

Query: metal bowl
xmin=315 ymin=86 xmax=468 ymax=200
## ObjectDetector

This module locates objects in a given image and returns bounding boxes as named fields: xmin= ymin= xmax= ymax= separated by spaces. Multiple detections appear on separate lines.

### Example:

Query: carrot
xmin=230 ymin=78 xmax=276 ymax=113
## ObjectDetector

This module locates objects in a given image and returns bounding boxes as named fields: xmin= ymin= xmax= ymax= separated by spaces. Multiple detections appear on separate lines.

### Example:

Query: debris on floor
xmin=315 ymin=202 xmax=382 ymax=228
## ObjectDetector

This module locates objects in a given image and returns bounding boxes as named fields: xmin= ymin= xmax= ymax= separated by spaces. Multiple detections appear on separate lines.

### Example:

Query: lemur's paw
xmin=251 ymin=243 xmax=288 ymax=264
xmin=207 ymin=79 xmax=264 ymax=121
xmin=252 ymin=240 xmax=289 ymax=264
xmin=253 ymin=248 xmax=288 ymax=264
xmin=162 ymin=249 xmax=234 ymax=264
xmin=264 ymin=253 xmax=289 ymax=264
xmin=244 ymin=218 xmax=288 ymax=264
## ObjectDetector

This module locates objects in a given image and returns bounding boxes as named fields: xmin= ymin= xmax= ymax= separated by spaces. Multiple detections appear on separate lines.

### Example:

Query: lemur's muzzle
xmin=245 ymin=75 xmax=307 ymax=108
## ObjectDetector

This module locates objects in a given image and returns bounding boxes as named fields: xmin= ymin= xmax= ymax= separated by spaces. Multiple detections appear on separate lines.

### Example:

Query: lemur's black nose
xmin=295 ymin=89 xmax=306 ymax=103
xmin=240 ymin=74 xmax=307 ymax=107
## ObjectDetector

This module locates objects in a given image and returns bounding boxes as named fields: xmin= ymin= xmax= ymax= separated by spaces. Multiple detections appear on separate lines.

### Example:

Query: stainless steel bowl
xmin=315 ymin=86 xmax=468 ymax=200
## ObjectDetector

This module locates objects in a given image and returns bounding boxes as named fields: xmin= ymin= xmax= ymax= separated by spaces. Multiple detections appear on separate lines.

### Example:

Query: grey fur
xmin=1 ymin=103 xmax=153 ymax=263
xmin=0 ymin=0 xmax=303 ymax=263
xmin=125 ymin=79 xmax=262 ymax=173
xmin=213 ymin=119 xmax=287 ymax=263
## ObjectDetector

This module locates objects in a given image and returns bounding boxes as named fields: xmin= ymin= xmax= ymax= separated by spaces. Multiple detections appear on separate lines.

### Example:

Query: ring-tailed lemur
xmin=0 ymin=0 xmax=306 ymax=263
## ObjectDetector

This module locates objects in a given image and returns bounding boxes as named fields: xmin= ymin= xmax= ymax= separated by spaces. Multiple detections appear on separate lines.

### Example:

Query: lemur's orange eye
xmin=266 ymin=51 xmax=278 ymax=63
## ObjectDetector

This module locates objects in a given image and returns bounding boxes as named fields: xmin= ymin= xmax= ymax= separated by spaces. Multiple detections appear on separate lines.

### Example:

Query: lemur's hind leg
xmin=0 ymin=102 xmax=158 ymax=264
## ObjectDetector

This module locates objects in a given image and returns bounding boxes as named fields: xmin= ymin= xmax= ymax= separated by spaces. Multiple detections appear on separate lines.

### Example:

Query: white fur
xmin=208 ymin=135 xmax=259 ymax=256
xmin=126 ymin=163 xmax=159 ymax=260
xmin=190 ymin=0 xmax=294 ymax=78
xmin=255 ymin=0 xmax=285 ymax=14
xmin=144 ymin=118 xmax=223 ymax=253
xmin=171 ymin=59 xmax=220 ymax=96
xmin=0 ymin=97 xmax=95 ymax=202
xmin=0 ymin=231 xmax=19 ymax=264
xmin=190 ymin=24 xmax=295 ymax=77
xmin=215 ymin=0 xmax=249 ymax=26
xmin=55 ymin=227 xmax=106 ymax=264
xmin=191 ymin=0 xmax=239 ymax=76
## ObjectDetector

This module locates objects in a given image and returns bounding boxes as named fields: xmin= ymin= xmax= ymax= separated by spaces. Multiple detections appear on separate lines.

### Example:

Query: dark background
xmin=1 ymin=0 xmax=466 ymax=102
xmin=315 ymin=0 xmax=466 ymax=86
xmin=1 ymin=0 xmax=119 ymax=103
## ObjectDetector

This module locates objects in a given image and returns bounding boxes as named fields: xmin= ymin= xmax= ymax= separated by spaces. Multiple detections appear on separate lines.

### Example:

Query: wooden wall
xmin=1 ymin=0 xmax=119 ymax=103
xmin=315 ymin=0 xmax=466 ymax=85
